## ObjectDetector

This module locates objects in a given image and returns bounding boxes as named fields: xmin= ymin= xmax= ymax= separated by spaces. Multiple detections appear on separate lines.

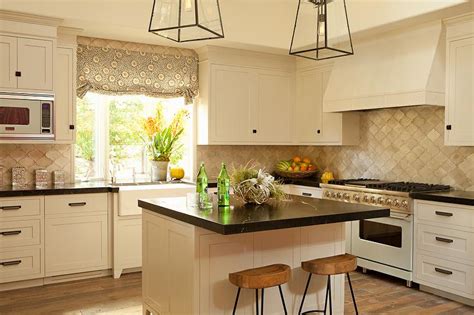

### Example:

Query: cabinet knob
xmin=69 ymin=125 xmax=75 ymax=130
xmin=317 ymin=130 xmax=321 ymax=134
xmin=252 ymin=129 xmax=257 ymax=134
xmin=446 ymin=125 xmax=452 ymax=130
xmin=15 ymin=71 xmax=21 ymax=77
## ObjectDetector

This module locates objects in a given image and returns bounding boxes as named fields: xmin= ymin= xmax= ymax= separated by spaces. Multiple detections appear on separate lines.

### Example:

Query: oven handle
xmin=389 ymin=212 xmax=412 ymax=221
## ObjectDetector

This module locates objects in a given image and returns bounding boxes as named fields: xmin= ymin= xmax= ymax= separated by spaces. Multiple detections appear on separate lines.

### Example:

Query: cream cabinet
xmin=414 ymin=199 xmax=474 ymax=302
xmin=54 ymin=45 xmax=76 ymax=143
xmin=295 ymin=66 xmax=359 ymax=145
xmin=445 ymin=13 xmax=474 ymax=146
xmin=0 ymin=196 xmax=44 ymax=284
xmin=199 ymin=64 xmax=293 ymax=145
xmin=0 ymin=35 xmax=54 ymax=92
xmin=44 ymin=194 xmax=108 ymax=277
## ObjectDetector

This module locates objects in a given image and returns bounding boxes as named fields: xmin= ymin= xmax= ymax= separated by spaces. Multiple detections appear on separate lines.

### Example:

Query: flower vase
xmin=151 ymin=160 xmax=169 ymax=181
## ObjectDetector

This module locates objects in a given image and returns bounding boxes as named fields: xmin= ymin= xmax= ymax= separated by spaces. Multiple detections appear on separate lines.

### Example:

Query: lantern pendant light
xmin=289 ymin=0 xmax=354 ymax=60
xmin=148 ymin=0 xmax=224 ymax=42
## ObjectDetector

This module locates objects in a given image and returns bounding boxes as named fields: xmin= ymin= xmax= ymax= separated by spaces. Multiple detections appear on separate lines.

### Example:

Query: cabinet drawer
xmin=0 ymin=219 xmax=41 ymax=249
xmin=290 ymin=186 xmax=322 ymax=199
xmin=415 ymin=254 xmax=474 ymax=295
xmin=416 ymin=201 xmax=474 ymax=229
xmin=45 ymin=194 xmax=107 ymax=215
xmin=0 ymin=248 xmax=42 ymax=283
xmin=417 ymin=223 xmax=474 ymax=261
xmin=0 ymin=198 xmax=41 ymax=219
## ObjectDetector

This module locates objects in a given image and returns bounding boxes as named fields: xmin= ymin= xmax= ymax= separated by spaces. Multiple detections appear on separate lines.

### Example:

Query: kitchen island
xmin=139 ymin=196 xmax=389 ymax=315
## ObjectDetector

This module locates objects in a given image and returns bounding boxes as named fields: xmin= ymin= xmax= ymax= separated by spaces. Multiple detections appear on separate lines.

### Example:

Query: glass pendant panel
xmin=149 ymin=0 xmax=224 ymax=42
xmin=290 ymin=0 xmax=353 ymax=60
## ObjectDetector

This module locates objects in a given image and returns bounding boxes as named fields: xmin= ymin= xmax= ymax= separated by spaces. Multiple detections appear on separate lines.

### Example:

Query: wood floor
xmin=1 ymin=271 xmax=473 ymax=314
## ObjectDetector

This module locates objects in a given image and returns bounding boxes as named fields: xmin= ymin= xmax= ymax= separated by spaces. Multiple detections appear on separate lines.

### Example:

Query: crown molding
xmin=0 ymin=10 xmax=63 ymax=27
xmin=58 ymin=26 xmax=83 ymax=35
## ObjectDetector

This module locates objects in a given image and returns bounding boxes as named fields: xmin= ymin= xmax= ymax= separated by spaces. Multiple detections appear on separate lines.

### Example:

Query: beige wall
xmin=0 ymin=144 xmax=73 ymax=186
xmin=198 ymin=106 xmax=474 ymax=191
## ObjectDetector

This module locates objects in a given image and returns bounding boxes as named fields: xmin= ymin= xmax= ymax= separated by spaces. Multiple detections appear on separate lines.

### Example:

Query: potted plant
xmin=143 ymin=106 xmax=189 ymax=181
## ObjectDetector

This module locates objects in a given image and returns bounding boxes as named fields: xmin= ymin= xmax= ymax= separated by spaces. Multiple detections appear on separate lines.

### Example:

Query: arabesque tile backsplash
xmin=0 ymin=144 xmax=73 ymax=186
xmin=198 ymin=106 xmax=474 ymax=191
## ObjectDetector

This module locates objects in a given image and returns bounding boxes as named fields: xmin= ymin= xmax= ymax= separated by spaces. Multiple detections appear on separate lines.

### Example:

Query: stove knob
xmin=393 ymin=199 xmax=401 ymax=207
xmin=377 ymin=197 xmax=384 ymax=205
xmin=343 ymin=193 xmax=350 ymax=201
xmin=362 ymin=195 xmax=369 ymax=203
xmin=336 ymin=192 xmax=343 ymax=199
xmin=385 ymin=198 xmax=393 ymax=206
xmin=370 ymin=196 xmax=376 ymax=204
xmin=331 ymin=192 xmax=337 ymax=198
xmin=324 ymin=191 xmax=331 ymax=198
xmin=401 ymin=200 xmax=408 ymax=209
xmin=353 ymin=194 xmax=361 ymax=202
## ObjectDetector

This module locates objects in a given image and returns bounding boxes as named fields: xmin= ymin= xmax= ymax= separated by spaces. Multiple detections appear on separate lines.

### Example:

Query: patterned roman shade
xmin=76 ymin=37 xmax=198 ymax=104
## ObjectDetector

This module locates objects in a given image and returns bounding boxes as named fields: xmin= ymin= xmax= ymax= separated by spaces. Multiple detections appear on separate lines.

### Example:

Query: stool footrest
xmin=302 ymin=310 xmax=326 ymax=314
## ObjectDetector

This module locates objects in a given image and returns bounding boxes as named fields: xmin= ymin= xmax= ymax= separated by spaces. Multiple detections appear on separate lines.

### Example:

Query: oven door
xmin=351 ymin=212 xmax=413 ymax=271
xmin=0 ymin=99 xmax=41 ymax=136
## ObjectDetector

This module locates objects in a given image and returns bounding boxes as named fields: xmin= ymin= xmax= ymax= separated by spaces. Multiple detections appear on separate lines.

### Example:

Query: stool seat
xmin=229 ymin=264 xmax=291 ymax=289
xmin=302 ymin=254 xmax=357 ymax=275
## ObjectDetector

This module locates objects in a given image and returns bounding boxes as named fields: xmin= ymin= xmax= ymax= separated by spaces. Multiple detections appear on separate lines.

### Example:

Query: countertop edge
xmin=138 ymin=199 xmax=390 ymax=235
xmin=410 ymin=192 xmax=474 ymax=206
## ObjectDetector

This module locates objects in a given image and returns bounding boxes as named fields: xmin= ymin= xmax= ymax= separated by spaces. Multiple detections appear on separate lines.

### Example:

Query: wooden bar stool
xmin=229 ymin=264 xmax=291 ymax=315
xmin=298 ymin=254 xmax=358 ymax=315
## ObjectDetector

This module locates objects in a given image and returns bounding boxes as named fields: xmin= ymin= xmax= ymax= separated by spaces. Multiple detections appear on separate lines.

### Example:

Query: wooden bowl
xmin=275 ymin=169 xmax=318 ymax=179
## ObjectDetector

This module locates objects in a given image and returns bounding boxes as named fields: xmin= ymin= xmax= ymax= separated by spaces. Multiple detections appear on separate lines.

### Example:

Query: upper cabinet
xmin=198 ymin=47 xmax=294 ymax=145
xmin=294 ymin=64 xmax=359 ymax=145
xmin=0 ymin=36 xmax=54 ymax=93
xmin=444 ymin=13 xmax=474 ymax=146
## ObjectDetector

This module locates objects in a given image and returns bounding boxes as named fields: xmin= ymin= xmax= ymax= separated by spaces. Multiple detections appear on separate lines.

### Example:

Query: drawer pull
xmin=302 ymin=192 xmax=312 ymax=197
xmin=0 ymin=205 xmax=21 ymax=211
xmin=0 ymin=230 xmax=22 ymax=236
xmin=435 ymin=211 xmax=453 ymax=217
xmin=435 ymin=267 xmax=453 ymax=275
xmin=68 ymin=202 xmax=87 ymax=207
xmin=0 ymin=260 xmax=22 ymax=266
xmin=435 ymin=236 xmax=453 ymax=243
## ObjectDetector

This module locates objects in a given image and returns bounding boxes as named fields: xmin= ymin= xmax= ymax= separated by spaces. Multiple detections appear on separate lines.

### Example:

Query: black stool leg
xmin=298 ymin=273 xmax=312 ymax=315
xmin=328 ymin=276 xmax=332 ymax=315
xmin=232 ymin=287 xmax=241 ymax=315
xmin=255 ymin=289 xmax=259 ymax=315
xmin=261 ymin=288 xmax=265 ymax=314
xmin=278 ymin=285 xmax=288 ymax=315
xmin=347 ymin=273 xmax=358 ymax=315
xmin=323 ymin=275 xmax=330 ymax=314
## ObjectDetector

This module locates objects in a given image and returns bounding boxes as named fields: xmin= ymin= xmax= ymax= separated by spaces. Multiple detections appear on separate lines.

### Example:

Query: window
xmin=75 ymin=92 xmax=194 ymax=182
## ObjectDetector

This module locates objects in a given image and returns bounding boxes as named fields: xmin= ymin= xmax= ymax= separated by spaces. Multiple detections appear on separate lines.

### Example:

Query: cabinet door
xmin=55 ymin=46 xmax=76 ymax=143
xmin=45 ymin=215 xmax=108 ymax=276
xmin=0 ymin=35 xmax=17 ymax=89
xmin=255 ymin=70 xmax=292 ymax=143
xmin=210 ymin=65 xmax=255 ymax=143
xmin=295 ymin=69 xmax=323 ymax=143
xmin=446 ymin=36 xmax=474 ymax=146
xmin=17 ymin=38 xmax=53 ymax=91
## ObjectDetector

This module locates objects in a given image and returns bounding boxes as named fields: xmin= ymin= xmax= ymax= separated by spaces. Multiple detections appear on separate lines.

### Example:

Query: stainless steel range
xmin=321 ymin=179 xmax=450 ymax=287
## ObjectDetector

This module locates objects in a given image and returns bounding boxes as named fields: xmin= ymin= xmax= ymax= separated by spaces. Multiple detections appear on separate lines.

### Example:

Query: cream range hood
xmin=323 ymin=22 xmax=446 ymax=112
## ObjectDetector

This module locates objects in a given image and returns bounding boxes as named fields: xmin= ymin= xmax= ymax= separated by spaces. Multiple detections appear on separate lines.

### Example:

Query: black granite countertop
xmin=0 ymin=180 xmax=197 ymax=197
xmin=138 ymin=195 xmax=389 ymax=235
xmin=410 ymin=190 xmax=474 ymax=206
xmin=273 ymin=174 xmax=321 ymax=188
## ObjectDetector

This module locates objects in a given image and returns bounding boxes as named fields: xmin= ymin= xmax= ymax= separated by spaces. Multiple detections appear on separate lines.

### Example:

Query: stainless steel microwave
xmin=0 ymin=93 xmax=54 ymax=140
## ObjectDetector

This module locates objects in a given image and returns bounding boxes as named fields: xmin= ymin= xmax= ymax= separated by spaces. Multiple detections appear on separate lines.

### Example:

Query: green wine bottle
xmin=217 ymin=163 xmax=230 ymax=207
xmin=196 ymin=162 xmax=208 ymax=197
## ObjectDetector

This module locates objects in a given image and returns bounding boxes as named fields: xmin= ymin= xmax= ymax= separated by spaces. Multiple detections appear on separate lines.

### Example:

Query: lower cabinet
xmin=45 ymin=215 xmax=108 ymax=276
xmin=44 ymin=193 xmax=109 ymax=277
xmin=414 ymin=200 xmax=474 ymax=301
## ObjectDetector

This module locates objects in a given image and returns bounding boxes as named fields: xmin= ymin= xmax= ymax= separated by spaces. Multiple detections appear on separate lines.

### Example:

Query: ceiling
xmin=1 ymin=0 xmax=470 ymax=53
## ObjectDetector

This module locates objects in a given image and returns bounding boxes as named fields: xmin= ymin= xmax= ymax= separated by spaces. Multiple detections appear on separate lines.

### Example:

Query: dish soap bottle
xmin=196 ymin=162 xmax=208 ymax=198
xmin=217 ymin=163 xmax=230 ymax=207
